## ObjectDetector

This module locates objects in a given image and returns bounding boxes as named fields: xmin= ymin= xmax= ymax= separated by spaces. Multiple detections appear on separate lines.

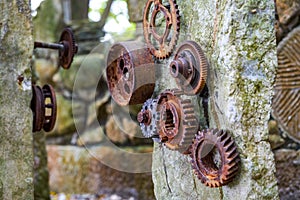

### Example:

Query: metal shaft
xmin=34 ymin=41 xmax=64 ymax=50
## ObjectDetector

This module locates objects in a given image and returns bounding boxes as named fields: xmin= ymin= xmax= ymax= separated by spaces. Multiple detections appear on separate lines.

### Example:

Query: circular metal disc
xmin=273 ymin=26 xmax=300 ymax=143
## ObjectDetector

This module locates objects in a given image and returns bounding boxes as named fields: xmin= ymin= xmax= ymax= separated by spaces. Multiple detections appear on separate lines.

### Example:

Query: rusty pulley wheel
xmin=170 ymin=40 xmax=208 ymax=95
xmin=59 ymin=27 xmax=78 ymax=69
xmin=190 ymin=129 xmax=240 ymax=187
xmin=157 ymin=89 xmax=198 ymax=153
xmin=106 ymin=41 xmax=155 ymax=106
xmin=31 ymin=84 xmax=57 ymax=132
xmin=143 ymin=0 xmax=180 ymax=59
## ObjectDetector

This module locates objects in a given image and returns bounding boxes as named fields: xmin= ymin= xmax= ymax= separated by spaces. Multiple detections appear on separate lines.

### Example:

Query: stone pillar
xmin=0 ymin=0 xmax=34 ymax=199
xmin=151 ymin=0 xmax=279 ymax=199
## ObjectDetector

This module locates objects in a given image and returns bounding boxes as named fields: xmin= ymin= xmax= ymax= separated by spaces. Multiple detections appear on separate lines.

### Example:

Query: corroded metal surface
xmin=31 ymin=84 xmax=57 ymax=132
xmin=106 ymin=41 xmax=155 ymax=106
xmin=143 ymin=0 xmax=180 ymax=59
xmin=170 ymin=40 xmax=208 ymax=95
xmin=190 ymin=129 xmax=240 ymax=187
xmin=42 ymin=84 xmax=57 ymax=132
xmin=58 ymin=27 xmax=78 ymax=69
xmin=157 ymin=89 xmax=198 ymax=153
xmin=138 ymin=98 xmax=159 ymax=138
xmin=273 ymin=26 xmax=300 ymax=143
xmin=31 ymin=85 xmax=45 ymax=132
xmin=34 ymin=27 xmax=78 ymax=69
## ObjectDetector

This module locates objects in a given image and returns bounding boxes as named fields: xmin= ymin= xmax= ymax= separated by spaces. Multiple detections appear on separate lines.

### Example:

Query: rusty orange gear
xmin=190 ymin=129 xmax=240 ymax=187
xmin=157 ymin=89 xmax=198 ymax=153
xmin=143 ymin=0 xmax=180 ymax=59
xmin=170 ymin=40 xmax=208 ymax=95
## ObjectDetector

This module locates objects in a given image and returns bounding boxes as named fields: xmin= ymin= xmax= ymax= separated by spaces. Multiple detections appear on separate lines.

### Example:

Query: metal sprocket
xmin=143 ymin=0 xmax=180 ymax=59
xmin=138 ymin=98 xmax=160 ymax=138
xmin=59 ymin=27 xmax=78 ymax=69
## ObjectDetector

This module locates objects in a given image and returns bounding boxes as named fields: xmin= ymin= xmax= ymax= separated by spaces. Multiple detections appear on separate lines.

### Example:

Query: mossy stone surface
xmin=0 ymin=0 xmax=34 ymax=199
xmin=151 ymin=0 xmax=279 ymax=199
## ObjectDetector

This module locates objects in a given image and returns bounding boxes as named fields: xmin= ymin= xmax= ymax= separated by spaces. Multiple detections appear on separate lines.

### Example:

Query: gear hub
xmin=170 ymin=40 xmax=208 ymax=95
xmin=157 ymin=89 xmax=198 ymax=153
xmin=106 ymin=41 xmax=155 ymax=106
xmin=143 ymin=0 xmax=180 ymax=59
xmin=190 ymin=129 xmax=240 ymax=187
xmin=137 ymin=99 xmax=159 ymax=138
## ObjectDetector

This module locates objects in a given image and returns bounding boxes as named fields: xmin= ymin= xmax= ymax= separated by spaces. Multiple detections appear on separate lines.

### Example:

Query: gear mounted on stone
xmin=190 ymin=129 xmax=240 ymax=187
xmin=143 ymin=0 xmax=180 ymax=59
xmin=137 ymin=98 xmax=160 ymax=138
xmin=157 ymin=89 xmax=198 ymax=153
xmin=170 ymin=40 xmax=208 ymax=95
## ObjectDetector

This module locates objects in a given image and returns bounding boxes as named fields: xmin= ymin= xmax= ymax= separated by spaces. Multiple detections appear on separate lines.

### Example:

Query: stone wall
xmin=0 ymin=0 xmax=34 ymax=199
xmin=151 ymin=0 xmax=279 ymax=199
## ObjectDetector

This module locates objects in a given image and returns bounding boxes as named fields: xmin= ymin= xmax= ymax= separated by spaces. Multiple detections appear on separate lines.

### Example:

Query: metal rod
xmin=34 ymin=41 xmax=64 ymax=50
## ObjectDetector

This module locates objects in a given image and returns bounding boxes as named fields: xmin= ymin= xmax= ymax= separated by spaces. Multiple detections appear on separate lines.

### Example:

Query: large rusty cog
xmin=59 ymin=27 xmax=78 ymax=69
xmin=170 ymin=40 xmax=208 ymax=95
xmin=190 ymin=129 xmax=240 ymax=187
xmin=137 ymin=99 xmax=160 ymax=138
xmin=143 ymin=0 xmax=180 ymax=59
xmin=157 ymin=89 xmax=198 ymax=153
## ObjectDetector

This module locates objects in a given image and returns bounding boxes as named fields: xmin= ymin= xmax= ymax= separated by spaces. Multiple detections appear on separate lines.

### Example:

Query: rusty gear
xmin=42 ymin=84 xmax=57 ymax=132
xmin=143 ymin=0 xmax=180 ymax=59
xmin=157 ymin=89 xmax=198 ymax=153
xmin=190 ymin=129 xmax=240 ymax=187
xmin=31 ymin=84 xmax=57 ymax=132
xmin=31 ymin=85 xmax=45 ymax=132
xmin=137 ymin=99 xmax=159 ymax=138
xmin=170 ymin=40 xmax=208 ymax=95
xmin=106 ymin=41 xmax=155 ymax=106
xmin=59 ymin=27 xmax=78 ymax=69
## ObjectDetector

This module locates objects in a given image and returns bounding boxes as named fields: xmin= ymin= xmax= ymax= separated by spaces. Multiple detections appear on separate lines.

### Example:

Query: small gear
xmin=143 ymin=0 xmax=180 ymax=59
xmin=59 ymin=27 xmax=78 ymax=69
xmin=170 ymin=40 xmax=208 ymax=95
xmin=157 ymin=89 xmax=198 ymax=153
xmin=138 ymin=99 xmax=159 ymax=138
xmin=190 ymin=129 xmax=240 ymax=187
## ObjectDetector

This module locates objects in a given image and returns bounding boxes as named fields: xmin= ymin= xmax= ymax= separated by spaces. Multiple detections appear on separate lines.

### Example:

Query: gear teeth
xmin=138 ymin=98 xmax=159 ymax=138
xmin=190 ymin=129 xmax=240 ymax=187
xmin=156 ymin=89 xmax=199 ymax=153
xmin=172 ymin=40 xmax=208 ymax=95
xmin=143 ymin=0 xmax=180 ymax=59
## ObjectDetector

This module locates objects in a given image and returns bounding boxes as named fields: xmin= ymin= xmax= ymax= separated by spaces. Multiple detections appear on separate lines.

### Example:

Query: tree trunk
xmin=0 ymin=0 xmax=34 ymax=199
xmin=152 ymin=0 xmax=279 ymax=199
